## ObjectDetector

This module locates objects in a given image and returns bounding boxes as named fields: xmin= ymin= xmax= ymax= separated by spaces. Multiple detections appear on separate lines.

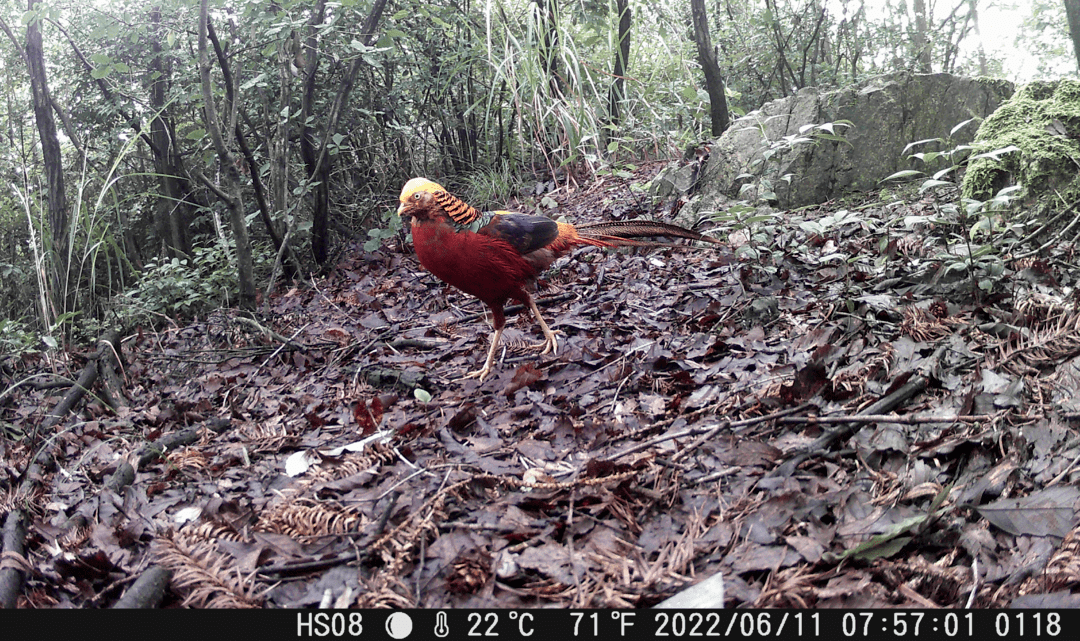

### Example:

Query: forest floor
xmin=6 ymin=160 xmax=1080 ymax=609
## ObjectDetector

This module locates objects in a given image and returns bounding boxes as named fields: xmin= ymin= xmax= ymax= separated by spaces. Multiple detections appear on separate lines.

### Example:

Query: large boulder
xmin=962 ymin=79 xmax=1080 ymax=204
xmin=689 ymin=72 xmax=1014 ymax=212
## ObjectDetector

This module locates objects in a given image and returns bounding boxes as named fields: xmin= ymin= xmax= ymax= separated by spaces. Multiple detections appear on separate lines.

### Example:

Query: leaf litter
xmin=5 ymin=163 xmax=1080 ymax=608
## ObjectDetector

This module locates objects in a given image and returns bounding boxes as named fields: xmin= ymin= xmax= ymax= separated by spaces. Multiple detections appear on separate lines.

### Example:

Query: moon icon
xmin=386 ymin=612 xmax=413 ymax=639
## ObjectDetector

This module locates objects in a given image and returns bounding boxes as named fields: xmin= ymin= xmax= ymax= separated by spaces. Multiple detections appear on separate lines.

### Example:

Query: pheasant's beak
xmin=396 ymin=202 xmax=406 ymax=217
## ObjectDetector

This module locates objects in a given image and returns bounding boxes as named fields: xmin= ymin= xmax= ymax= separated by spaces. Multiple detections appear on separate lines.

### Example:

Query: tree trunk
xmin=968 ymin=0 xmax=988 ymax=76
xmin=198 ymin=0 xmax=255 ymax=310
xmin=690 ymin=0 xmax=729 ymax=137
xmin=300 ymin=0 xmax=330 ymax=264
xmin=149 ymin=6 xmax=192 ymax=259
xmin=204 ymin=19 xmax=296 ymax=279
xmin=26 ymin=0 xmax=68 ymax=317
xmin=302 ymin=0 xmax=387 ymax=265
xmin=607 ymin=0 xmax=631 ymax=127
xmin=271 ymin=25 xmax=295 ymax=271
xmin=763 ymin=0 xmax=792 ymax=95
xmin=912 ymin=0 xmax=933 ymax=72
xmin=1065 ymin=0 xmax=1080 ymax=74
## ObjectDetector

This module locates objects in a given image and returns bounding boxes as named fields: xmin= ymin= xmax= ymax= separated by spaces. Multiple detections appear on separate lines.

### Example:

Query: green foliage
xmin=364 ymin=211 xmax=403 ymax=252
xmin=881 ymin=119 xmax=1005 ymax=194
xmin=458 ymin=163 xmax=527 ymax=206
xmin=1014 ymin=0 xmax=1077 ymax=79
xmin=708 ymin=202 xmax=780 ymax=265
xmin=932 ymin=198 xmax=1013 ymax=295
xmin=885 ymin=124 xmax=1026 ymax=296
xmin=0 ymin=0 xmax=1069 ymax=350
xmin=0 ymin=318 xmax=40 ymax=357
xmin=120 ymin=242 xmax=270 ymax=322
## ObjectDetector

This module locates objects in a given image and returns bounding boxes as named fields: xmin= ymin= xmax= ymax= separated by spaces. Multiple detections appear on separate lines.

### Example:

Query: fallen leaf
xmin=976 ymin=486 xmax=1080 ymax=538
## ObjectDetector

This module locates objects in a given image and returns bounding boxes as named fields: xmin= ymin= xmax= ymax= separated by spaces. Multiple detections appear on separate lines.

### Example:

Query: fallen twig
xmin=602 ymin=403 xmax=812 ymax=462
xmin=775 ymin=413 xmax=993 ymax=426
xmin=769 ymin=375 xmax=929 ymax=478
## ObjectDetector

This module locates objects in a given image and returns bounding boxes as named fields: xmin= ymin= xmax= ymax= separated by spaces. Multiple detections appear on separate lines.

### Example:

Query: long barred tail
xmin=547 ymin=219 xmax=720 ymax=253
xmin=574 ymin=219 xmax=721 ymax=246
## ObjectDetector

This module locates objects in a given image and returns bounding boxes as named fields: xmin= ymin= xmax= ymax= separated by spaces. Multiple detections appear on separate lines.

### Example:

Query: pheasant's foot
xmin=528 ymin=333 xmax=559 ymax=356
xmin=456 ymin=327 xmax=502 ymax=383
xmin=458 ymin=366 xmax=492 ymax=382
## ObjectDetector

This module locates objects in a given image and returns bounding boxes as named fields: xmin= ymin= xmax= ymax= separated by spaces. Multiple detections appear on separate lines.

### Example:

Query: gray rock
xmin=691 ymin=72 xmax=1014 ymax=212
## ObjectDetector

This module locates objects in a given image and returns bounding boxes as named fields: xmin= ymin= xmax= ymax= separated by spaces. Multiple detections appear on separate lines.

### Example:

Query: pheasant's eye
xmin=413 ymin=193 xmax=421 ymax=200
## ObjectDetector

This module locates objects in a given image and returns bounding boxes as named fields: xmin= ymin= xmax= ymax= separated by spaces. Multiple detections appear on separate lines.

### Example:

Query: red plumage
xmin=396 ymin=177 xmax=718 ymax=381
xmin=409 ymin=214 xmax=541 ymax=329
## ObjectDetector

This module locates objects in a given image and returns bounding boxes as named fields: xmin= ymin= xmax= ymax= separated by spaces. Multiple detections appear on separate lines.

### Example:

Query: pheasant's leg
xmin=461 ymin=327 xmax=503 ymax=382
xmin=526 ymin=295 xmax=559 ymax=356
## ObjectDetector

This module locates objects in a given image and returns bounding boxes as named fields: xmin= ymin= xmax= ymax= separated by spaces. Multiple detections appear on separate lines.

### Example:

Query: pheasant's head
xmin=397 ymin=178 xmax=481 ymax=225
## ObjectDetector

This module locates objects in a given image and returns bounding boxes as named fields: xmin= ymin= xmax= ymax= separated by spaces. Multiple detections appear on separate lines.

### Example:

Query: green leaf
xmin=902 ymin=138 xmax=944 ymax=154
xmin=932 ymin=166 xmax=957 ymax=180
xmin=918 ymin=179 xmax=953 ymax=193
xmin=841 ymin=512 xmax=928 ymax=561
xmin=950 ymin=118 xmax=975 ymax=137
xmin=734 ymin=245 xmax=758 ymax=260
xmin=849 ymin=535 xmax=912 ymax=561
xmin=91 ymin=53 xmax=112 ymax=65
xmin=815 ymin=133 xmax=852 ymax=146
xmin=414 ymin=388 xmax=432 ymax=403
xmin=185 ymin=128 xmax=206 ymax=140
xmin=971 ymin=145 xmax=1020 ymax=161
xmin=241 ymin=73 xmax=267 ymax=91
xmin=90 ymin=66 xmax=112 ymax=79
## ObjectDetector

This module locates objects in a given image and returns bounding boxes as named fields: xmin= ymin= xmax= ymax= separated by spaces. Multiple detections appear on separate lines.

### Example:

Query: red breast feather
xmin=410 ymin=218 xmax=538 ymax=309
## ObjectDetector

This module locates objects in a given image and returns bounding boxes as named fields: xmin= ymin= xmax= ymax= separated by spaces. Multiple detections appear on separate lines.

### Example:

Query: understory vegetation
xmin=0 ymin=0 xmax=1061 ymax=342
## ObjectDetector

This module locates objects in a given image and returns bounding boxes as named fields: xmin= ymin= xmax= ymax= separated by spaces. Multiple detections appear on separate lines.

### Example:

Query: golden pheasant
xmin=397 ymin=177 xmax=719 ymax=381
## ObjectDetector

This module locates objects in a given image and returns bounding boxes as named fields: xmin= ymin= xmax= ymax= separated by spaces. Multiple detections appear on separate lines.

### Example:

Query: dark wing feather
xmin=478 ymin=213 xmax=560 ymax=255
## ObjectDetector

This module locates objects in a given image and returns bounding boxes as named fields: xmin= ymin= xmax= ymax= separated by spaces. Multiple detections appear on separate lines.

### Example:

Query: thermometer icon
xmin=435 ymin=611 xmax=449 ymax=638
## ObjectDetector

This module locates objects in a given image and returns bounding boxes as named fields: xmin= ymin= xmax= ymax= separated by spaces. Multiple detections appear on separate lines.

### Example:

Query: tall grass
xmin=480 ymin=0 xmax=706 ymax=181
xmin=10 ymin=131 xmax=156 ymax=344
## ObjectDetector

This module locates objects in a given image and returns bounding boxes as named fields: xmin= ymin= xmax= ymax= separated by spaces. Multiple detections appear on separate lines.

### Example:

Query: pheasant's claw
xmin=458 ymin=366 xmax=492 ymax=382
xmin=529 ymin=334 xmax=558 ymax=356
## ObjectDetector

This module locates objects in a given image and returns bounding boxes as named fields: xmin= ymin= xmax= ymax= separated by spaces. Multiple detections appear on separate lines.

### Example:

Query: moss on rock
xmin=962 ymin=79 xmax=1080 ymax=208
